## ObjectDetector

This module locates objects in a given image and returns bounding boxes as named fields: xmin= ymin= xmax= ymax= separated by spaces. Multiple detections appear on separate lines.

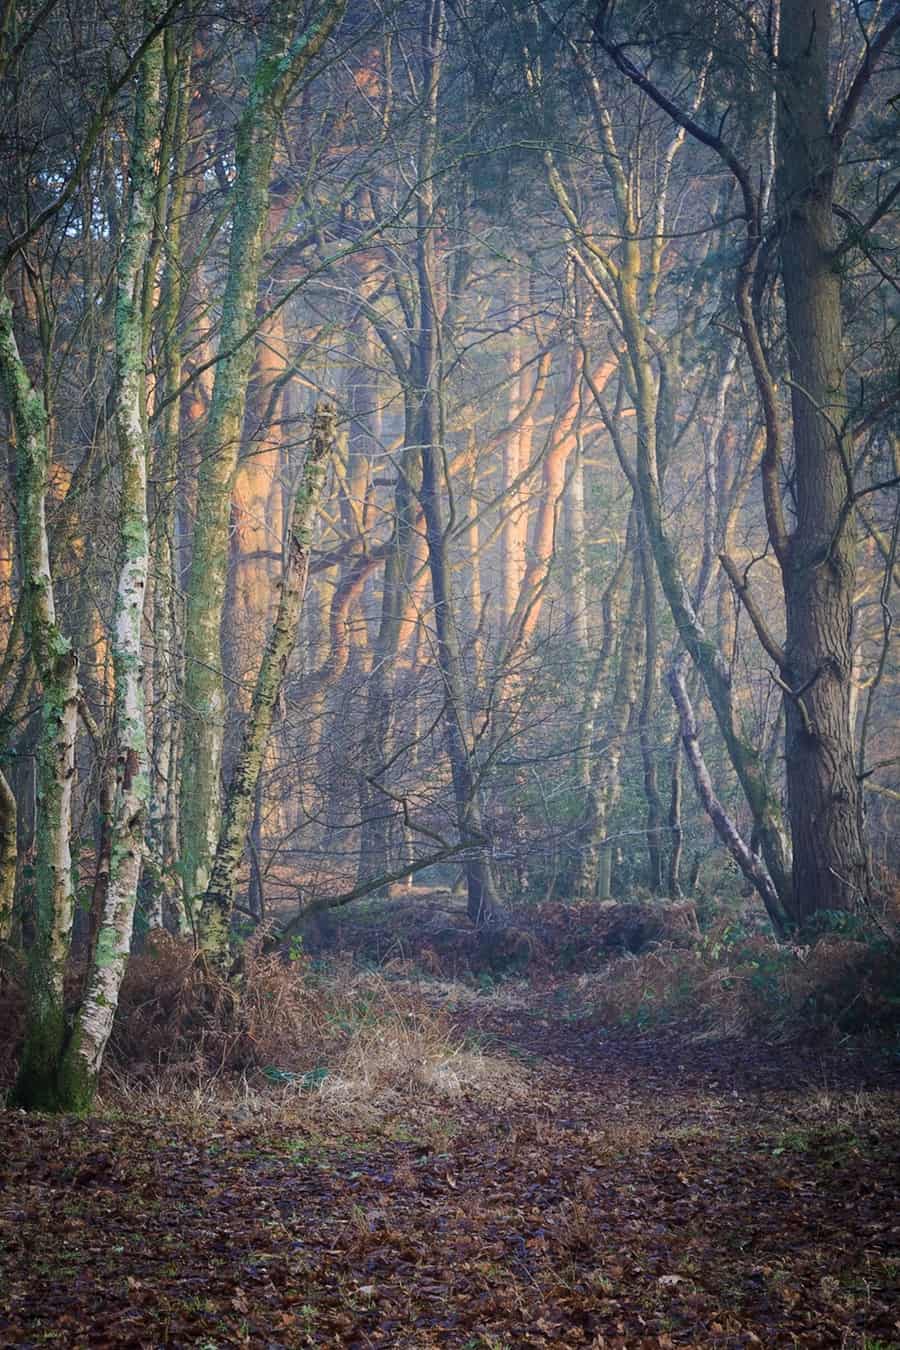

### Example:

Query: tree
xmin=179 ymin=0 xmax=347 ymax=916
xmin=592 ymin=0 xmax=900 ymax=927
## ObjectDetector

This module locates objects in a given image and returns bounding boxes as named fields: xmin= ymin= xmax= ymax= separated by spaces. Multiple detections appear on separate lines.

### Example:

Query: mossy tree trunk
xmin=0 ymin=296 xmax=80 ymax=1110
xmin=179 ymin=0 xmax=346 ymax=909
xmin=199 ymin=404 xmax=335 ymax=954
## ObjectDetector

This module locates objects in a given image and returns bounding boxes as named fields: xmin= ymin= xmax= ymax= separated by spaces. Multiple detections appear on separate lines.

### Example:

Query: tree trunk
xmin=58 ymin=19 xmax=163 ymax=1110
xmin=1 ymin=296 xmax=80 ymax=1110
xmin=775 ymin=0 xmax=869 ymax=921
xmin=148 ymin=25 xmax=193 ymax=934
xmin=200 ymin=404 xmax=334 ymax=954
xmin=0 ymin=765 xmax=16 ymax=942
xmin=414 ymin=0 xmax=501 ymax=926
xmin=570 ymin=540 xmax=642 ymax=897
xmin=637 ymin=512 xmax=665 ymax=891
xmin=668 ymin=659 xmax=785 ymax=927
xmin=179 ymin=0 xmax=346 ymax=907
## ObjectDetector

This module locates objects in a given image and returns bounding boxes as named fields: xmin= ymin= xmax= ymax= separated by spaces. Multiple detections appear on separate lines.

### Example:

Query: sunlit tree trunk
xmin=500 ymin=308 xmax=532 ymax=631
xmin=0 ymin=765 xmax=15 ymax=941
xmin=230 ymin=307 xmax=288 ymax=690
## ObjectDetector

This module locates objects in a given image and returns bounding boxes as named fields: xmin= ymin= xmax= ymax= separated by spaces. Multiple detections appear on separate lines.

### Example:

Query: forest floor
xmin=1 ymin=983 xmax=898 ymax=1349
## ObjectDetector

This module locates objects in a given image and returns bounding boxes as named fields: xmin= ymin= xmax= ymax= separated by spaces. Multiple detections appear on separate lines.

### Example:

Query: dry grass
xmin=103 ymin=933 xmax=528 ymax=1111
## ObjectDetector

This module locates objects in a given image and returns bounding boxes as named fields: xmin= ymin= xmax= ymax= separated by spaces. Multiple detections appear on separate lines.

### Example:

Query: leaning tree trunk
xmin=1 ymin=296 xmax=80 ymax=1111
xmin=199 ymin=404 xmax=335 ymax=955
xmin=179 ymin=0 xmax=346 ymax=908
xmin=668 ymin=659 xmax=784 ymax=921
xmin=57 ymin=19 xmax=163 ymax=1111
xmin=775 ymin=0 xmax=869 ymax=921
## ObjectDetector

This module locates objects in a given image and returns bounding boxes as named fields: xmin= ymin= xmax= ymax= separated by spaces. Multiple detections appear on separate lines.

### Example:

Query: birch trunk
xmin=148 ymin=26 xmax=194 ymax=933
xmin=58 ymin=19 xmax=163 ymax=1110
xmin=200 ymin=404 xmax=334 ymax=953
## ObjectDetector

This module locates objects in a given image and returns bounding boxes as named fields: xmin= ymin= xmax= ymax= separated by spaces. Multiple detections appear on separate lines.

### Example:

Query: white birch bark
xmin=59 ymin=18 xmax=163 ymax=1107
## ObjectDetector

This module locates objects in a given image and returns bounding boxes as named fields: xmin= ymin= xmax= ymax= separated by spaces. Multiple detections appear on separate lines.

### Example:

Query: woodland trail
xmin=1 ymin=995 xmax=898 ymax=1349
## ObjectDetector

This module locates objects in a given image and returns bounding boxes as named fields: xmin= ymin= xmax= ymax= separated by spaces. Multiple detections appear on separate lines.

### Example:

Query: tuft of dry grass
xmin=104 ymin=933 xmax=528 ymax=1110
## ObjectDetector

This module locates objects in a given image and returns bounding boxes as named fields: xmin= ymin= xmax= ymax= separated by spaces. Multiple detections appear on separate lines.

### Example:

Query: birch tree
xmin=0 ymin=300 xmax=80 ymax=1109
xmin=55 ymin=11 xmax=164 ymax=1110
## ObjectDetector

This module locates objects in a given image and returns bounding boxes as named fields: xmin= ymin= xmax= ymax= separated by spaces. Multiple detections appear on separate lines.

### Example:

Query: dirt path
xmin=1 ymin=1005 xmax=898 ymax=1348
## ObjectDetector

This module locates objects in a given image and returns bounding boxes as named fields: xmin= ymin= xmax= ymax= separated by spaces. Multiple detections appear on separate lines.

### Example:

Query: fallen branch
xmin=277 ymin=843 xmax=473 ymax=939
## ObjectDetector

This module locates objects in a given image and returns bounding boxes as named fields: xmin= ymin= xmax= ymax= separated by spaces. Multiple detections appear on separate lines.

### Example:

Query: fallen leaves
xmin=1 ymin=994 xmax=898 ymax=1347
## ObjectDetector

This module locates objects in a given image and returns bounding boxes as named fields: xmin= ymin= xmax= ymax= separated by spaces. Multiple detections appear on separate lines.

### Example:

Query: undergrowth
xmin=568 ymin=923 xmax=900 ymax=1041
xmin=103 ymin=931 xmax=505 ymax=1101
xmin=2 ymin=893 xmax=897 ymax=1111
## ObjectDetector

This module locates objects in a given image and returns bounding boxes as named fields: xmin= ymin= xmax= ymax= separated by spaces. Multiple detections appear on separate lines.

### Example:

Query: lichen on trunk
xmin=199 ymin=403 xmax=335 ymax=955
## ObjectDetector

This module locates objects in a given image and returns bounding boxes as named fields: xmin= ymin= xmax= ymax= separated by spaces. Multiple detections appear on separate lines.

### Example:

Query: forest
xmin=0 ymin=0 xmax=899 ymax=1344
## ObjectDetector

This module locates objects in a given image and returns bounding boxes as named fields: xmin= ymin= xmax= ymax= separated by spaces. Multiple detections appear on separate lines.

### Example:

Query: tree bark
xmin=775 ymin=0 xmax=869 ymax=920
xmin=200 ymin=404 xmax=335 ymax=954
xmin=179 ymin=0 xmax=346 ymax=907
xmin=0 ymin=296 xmax=80 ymax=1110
xmin=59 ymin=16 xmax=163 ymax=1110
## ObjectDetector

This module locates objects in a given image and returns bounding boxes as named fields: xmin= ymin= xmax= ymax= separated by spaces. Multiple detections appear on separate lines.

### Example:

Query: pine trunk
xmin=776 ymin=0 xmax=868 ymax=921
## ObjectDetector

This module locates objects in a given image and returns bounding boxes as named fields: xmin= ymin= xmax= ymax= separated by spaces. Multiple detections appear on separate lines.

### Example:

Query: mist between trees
xmin=0 ymin=0 xmax=898 ymax=1111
